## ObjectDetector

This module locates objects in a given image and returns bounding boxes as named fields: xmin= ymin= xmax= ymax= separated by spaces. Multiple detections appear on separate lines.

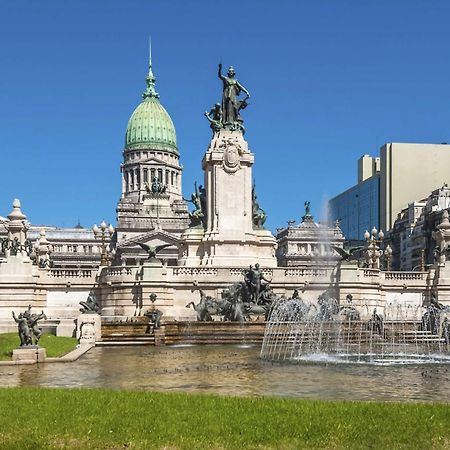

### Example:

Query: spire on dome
xmin=143 ymin=37 xmax=159 ymax=99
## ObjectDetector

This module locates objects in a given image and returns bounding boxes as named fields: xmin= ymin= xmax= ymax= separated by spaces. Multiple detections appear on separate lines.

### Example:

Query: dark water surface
xmin=1 ymin=345 xmax=449 ymax=401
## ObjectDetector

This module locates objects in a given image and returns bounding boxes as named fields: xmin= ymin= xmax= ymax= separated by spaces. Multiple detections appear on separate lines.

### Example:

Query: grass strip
xmin=0 ymin=388 xmax=448 ymax=449
xmin=0 ymin=333 xmax=77 ymax=360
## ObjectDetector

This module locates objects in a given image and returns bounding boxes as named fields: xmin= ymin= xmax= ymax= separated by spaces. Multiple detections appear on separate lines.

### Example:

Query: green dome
xmin=125 ymin=97 xmax=178 ymax=154
xmin=125 ymin=59 xmax=178 ymax=154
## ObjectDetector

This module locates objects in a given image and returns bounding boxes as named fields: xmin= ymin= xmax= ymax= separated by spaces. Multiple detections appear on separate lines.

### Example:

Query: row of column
xmin=123 ymin=166 xmax=181 ymax=193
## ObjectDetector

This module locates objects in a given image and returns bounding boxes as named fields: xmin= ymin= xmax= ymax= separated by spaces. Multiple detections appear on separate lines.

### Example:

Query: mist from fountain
xmin=260 ymin=298 xmax=450 ymax=365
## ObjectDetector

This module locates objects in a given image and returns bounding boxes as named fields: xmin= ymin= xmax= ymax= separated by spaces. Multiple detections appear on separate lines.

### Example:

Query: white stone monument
xmin=179 ymin=129 xmax=277 ymax=267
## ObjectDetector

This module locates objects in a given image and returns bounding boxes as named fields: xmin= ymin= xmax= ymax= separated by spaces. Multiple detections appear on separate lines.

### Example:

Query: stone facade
xmin=276 ymin=210 xmax=345 ymax=267
xmin=389 ymin=185 xmax=450 ymax=271
xmin=115 ymin=57 xmax=190 ymax=266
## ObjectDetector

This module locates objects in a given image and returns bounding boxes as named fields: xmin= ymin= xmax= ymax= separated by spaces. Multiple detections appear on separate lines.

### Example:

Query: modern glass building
xmin=329 ymin=175 xmax=380 ymax=241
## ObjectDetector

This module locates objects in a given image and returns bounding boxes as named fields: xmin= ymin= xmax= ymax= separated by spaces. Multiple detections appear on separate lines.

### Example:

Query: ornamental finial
xmin=143 ymin=37 xmax=159 ymax=99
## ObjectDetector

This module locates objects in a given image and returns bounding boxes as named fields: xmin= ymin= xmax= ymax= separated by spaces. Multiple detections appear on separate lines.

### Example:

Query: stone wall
xmin=1 ymin=258 xmax=449 ymax=336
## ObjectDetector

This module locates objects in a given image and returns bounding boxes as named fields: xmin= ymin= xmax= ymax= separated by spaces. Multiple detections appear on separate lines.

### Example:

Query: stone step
xmin=96 ymin=341 xmax=153 ymax=346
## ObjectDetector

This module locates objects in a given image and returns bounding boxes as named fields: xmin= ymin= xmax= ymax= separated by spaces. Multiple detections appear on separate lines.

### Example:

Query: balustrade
xmin=384 ymin=271 xmax=425 ymax=281
xmin=48 ymin=269 xmax=93 ymax=278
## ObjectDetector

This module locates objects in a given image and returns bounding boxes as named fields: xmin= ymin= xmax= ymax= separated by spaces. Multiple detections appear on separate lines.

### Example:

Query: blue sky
xmin=1 ymin=1 xmax=450 ymax=232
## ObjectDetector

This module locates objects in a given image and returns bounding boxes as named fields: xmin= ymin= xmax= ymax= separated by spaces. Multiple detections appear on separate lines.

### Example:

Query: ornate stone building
xmin=115 ymin=53 xmax=190 ymax=266
xmin=389 ymin=184 xmax=450 ymax=270
xmin=276 ymin=205 xmax=345 ymax=267
xmin=1 ymin=54 xmax=190 ymax=269
xmin=0 ymin=206 xmax=104 ymax=269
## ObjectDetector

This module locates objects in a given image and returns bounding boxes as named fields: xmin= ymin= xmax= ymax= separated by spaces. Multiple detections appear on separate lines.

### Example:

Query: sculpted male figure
xmin=249 ymin=263 xmax=270 ymax=304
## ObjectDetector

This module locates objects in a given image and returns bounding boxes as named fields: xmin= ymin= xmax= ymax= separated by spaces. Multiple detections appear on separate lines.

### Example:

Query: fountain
xmin=260 ymin=294 xmax=450 ymax=365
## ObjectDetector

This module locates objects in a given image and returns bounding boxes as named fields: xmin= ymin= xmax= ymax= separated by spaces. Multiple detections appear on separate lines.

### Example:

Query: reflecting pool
xmin=1 ymin=345 xmax=449 ymax=402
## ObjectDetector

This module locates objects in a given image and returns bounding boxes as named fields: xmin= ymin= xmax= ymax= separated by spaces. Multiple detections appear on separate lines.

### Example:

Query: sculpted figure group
xmin=186 ymin=264 xmax=276 ymax=322
xmin=204 ymin=63 xmax=250 ymax=133
xmin=12 ymin=306 xmax=47 ymax=347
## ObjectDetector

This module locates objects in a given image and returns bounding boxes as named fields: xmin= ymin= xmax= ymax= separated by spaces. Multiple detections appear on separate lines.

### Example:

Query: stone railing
xmin=103 ymin=267 xmax=136 ymax=277
xmin=284 ymin=268 xmax=328 ymax=277
xmin=48 ymin=269 xmax=94 ymax=278
xmin=229 ymin=268 xmax=246 ymax=276
xmin=362 ymin=269 xmax=380 ymax=278
xmin=172 ymin=267 xmax=218 ymax=276
xmin=384 ymin=271 xmax=425 ymax=281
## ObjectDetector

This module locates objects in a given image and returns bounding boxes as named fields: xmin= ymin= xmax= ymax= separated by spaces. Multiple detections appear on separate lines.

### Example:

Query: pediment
xmin=118 ymin=229 xmax=179 ymax=249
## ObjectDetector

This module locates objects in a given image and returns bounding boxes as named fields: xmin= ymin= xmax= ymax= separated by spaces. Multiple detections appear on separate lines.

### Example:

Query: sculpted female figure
xmin=218 ymin=64 xmax=250 ymax=127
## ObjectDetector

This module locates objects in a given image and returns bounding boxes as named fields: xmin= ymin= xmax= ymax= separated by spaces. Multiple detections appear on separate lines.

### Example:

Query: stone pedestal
xmin=154 ymin=327 xmax=165 ymax=346
xmin=434 ymin=264 xmax=450 ymax=306
xmin=177 ymin=227 xmax=205 ymax=266
xmin=56 ymin=319 xmax=77 ymax=337
xmin=141 ymin=258 xmax=167 ymax=277
xmin=12 ymin=346 xmax=46 ymax=363
xmin=178 ymin=130 xmax=277 ymax=267
xmin=77 ymin=314 xmax=101 ymax=344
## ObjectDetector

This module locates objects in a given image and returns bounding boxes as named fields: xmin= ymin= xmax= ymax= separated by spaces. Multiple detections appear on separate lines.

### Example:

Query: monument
xmin=178 ymin=64 xmax=277 ymax=267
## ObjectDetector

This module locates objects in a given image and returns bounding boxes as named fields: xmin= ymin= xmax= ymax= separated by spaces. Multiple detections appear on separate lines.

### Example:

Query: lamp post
xmin=364 ymin=227 xmax=384 ymax=270
xmin=385 ymin=244 xmax=393 ymax=271
xmin=93 ymin=220 xmax=114 ymax=266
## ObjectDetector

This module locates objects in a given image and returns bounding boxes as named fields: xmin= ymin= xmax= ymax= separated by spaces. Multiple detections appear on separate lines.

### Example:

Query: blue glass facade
xmin=329 ymin=175 xmax=380 ymax=240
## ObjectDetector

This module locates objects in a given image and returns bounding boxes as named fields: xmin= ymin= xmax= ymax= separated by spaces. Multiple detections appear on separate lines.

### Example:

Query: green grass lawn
xmin=0 ymin=333 xmax=77 ymax=360
xmin=0 ymin=388 xmax=448 ymax=449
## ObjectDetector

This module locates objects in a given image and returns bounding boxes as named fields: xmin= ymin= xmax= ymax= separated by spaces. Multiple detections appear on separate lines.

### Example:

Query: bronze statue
xmin=304 ymin=201 xmax=311 ymax=216
xmin=145 ymin=176 xmax=166 ymax=194
xmin=144 ymin=293 xmax=163 ymax=329
xmin=332 ymin=245 xmax=364 ymax=263
xmin=218 ymin=63 xmax=250 ymax=131
xmin=12 ymin=306 xmax=47 ymax=346
xmin=137 ymin=242 xmax=172 ymax=260
xmin=12 ymin=312 xmax=32 ymax=346
xmin=28 ymin=311 xmax=47 ymax=343
xmin=252 ymin=185 xmax=267 ymax=229
xmin=205 ymin=103 xmax=223 ymax=132
xmin=246 ymin=263 xmax=271 ymax=304
xmin=79 ymin=291 xmax=100 ymax=314
xmin=184 ymin=182 xmax=207 ymax=228
xmin=367 ymin=308 xmax=384 ymax=336
xmin=186 ymin=290 xmax=213 ymax=321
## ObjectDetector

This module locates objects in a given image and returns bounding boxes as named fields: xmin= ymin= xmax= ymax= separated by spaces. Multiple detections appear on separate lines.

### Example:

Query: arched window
xmin=125 ymin=172 xmax=129 ymax=192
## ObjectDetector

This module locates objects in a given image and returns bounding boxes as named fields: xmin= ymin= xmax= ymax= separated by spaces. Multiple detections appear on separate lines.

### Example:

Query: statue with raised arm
xmin=184 ymin=182 xmax=207 ymax=228
xmin=218 ymin=63 xmax=250 ymax=131
xmin=12 ymin=311 xmax=32 ymax=346
xmin=28 ymin=310 xmax=47 ymax=344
